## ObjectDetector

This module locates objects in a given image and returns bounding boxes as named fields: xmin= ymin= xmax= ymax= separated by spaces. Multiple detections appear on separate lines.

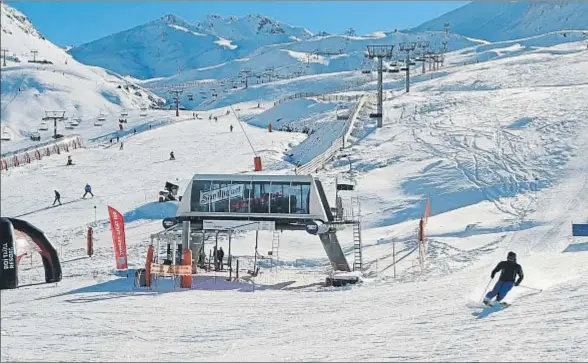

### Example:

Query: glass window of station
xmin=191 ymin=179 xmax=311 ymax=214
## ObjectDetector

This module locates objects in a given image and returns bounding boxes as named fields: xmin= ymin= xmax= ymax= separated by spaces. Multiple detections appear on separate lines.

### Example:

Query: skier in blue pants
xmin=484 ymin=251 xmax=524 ymax=306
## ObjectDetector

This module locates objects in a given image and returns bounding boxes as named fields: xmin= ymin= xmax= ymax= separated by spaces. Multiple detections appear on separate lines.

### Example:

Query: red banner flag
xmin=107 ymin=206 xmax=128 ymax=270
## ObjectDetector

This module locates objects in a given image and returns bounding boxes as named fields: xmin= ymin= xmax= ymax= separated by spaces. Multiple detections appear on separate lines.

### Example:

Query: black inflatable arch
xmin=0 ymin=217 xmax=62 ymax=289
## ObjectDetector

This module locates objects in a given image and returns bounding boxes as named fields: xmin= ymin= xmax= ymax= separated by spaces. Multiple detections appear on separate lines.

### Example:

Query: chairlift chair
xmin=71 ymin=118 xmax=81 ymax=126
xmin=65 ymin=122 xmax=75 ymax=130
xmin=187 ymin=94 xmax=194 ymax=101
xmin=336 ymin=110 xmax=349 ymax=120
xmin=38 ymin=122 xmax=49 ymax=131
xmin=29 ymin=131 xmax=41 ymax=141
xmin=97 ymin=114 xmax=106 ymax=122
xmin=1 ymin=127 xmax=11 ymax=141
xmin=140 ymin=107 xmax=148 ymax=116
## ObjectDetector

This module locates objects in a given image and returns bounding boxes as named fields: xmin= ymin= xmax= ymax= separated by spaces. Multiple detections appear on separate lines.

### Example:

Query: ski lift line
xmin=145 ymin=58 xmax=310 ymax=92
xmin=1 ymin=71 xmax=27 ymax=116
xmin=229 ymin=104 xmax=258 ymax=157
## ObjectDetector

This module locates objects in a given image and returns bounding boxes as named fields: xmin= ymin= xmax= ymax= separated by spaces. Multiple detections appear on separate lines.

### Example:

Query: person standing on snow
xmin=53 ymin=190 xmax=62 ymax=206
xmin=82 ymin=183 xmax=94 ymax=199
xmin=170 ymin=151 xmax=175 ymax=160
xmin=218 ymin=247 xmax=225 ymax=270
xmin=483 ymin=251 xmax=524 ymax=306
xmin=213 ymin=246 xmax=218 ymax=271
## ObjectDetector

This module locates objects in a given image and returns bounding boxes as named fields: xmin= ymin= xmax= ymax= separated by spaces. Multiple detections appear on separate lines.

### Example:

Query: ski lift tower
xmin=398 ymin=42 xmax=417 ymax=93
xmin=442 ymin=23 xmax=450 ymax=65
xmin=1 ymin=48 xmax=8 ymax=67
xmin=169 ymin=88 xmax=183 ymax=117
xmin=416 ymin=41 xmax=430 ymax=74
xmin=42 ymin=111 xmax=67 ymax=139
xmin=239 ymin=68 xmax=253 ymax=89
xmin=366 ymin=44 xmax=394 ymax=128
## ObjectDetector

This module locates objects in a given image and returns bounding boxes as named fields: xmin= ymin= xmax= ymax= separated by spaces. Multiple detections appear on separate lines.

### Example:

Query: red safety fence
xmin=1 ymin=134 xmax=83 ymax=171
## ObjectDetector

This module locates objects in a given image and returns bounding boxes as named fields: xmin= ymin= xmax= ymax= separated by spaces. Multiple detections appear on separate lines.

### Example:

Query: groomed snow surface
xmin=2 ymin=18 xmax=588 ymax=363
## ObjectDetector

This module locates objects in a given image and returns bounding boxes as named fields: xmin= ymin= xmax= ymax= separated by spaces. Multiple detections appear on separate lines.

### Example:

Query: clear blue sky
xmin=9 ymin=1 xmax=468 ymax=47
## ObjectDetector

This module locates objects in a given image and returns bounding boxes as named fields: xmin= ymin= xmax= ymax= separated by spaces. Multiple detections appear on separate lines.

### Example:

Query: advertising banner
xmin=107 ymin=206 xmax=128 ymax=270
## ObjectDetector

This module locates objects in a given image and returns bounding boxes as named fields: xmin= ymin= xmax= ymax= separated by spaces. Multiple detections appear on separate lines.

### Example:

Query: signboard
xmin=572 ymin=223 xmax=588 ymax=237
xmin=162 ymin=217 xmax=178 ymax=229
xmin=200 ymin=184 xmax=244 ymax=205
xmin=150 ymin=263 xmax=192 ymax=275
xmin=305 ymin=221 xmax=319 ymax=235
xmin=203 ymin=220 xmax=275 ymax=231
xmin=305 ymin=221 xmax=330 ymax=235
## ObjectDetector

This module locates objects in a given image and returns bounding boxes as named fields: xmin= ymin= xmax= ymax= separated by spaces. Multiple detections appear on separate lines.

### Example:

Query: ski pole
xmin=479 ymin=278 xmax=493 ymax=303
xmin=518 ymin=284 xmax=542 ymax=292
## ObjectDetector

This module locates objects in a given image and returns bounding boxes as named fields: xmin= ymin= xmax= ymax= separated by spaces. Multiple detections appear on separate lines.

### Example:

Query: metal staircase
xmin=271 ymin=230 xmax=280 ymax=271
xmin=351 ymin=197 xmax=363 ymax=272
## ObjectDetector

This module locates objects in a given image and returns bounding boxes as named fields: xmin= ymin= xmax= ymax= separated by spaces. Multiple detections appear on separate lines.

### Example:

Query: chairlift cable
xmin=229 ymin=104 xmax=257 ymax=157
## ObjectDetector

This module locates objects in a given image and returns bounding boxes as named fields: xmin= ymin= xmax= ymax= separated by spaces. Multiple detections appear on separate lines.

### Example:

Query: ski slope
xmin=2 ymin=12 xmax=588 ymax=363
xmin=0 ymin=3 xmax=163 ymax=150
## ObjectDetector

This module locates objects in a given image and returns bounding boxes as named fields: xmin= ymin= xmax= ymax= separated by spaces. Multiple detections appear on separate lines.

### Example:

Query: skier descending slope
xmin=483 ymin=252 xmax=524 ymax=307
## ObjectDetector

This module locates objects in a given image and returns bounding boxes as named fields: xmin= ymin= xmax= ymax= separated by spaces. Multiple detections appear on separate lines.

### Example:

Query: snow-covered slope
xmin=146 ymin=31 xmax=478 ymax=85
xmin=2 ymin=37 xmax=588 ymax=361
xmin=0 ymin=3 xmax=164 ymax=148
xmin=69 ymin=10 xmax=485 ymax=81
xmin=68 ymin=13 xmax=313 ymax=79
xmin=411 ymin=1 xmax=588 ymax=42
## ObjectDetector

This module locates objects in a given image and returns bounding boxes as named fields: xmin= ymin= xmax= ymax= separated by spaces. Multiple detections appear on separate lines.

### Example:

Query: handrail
xmin=295 ymin=95 xmax=366 ymax=175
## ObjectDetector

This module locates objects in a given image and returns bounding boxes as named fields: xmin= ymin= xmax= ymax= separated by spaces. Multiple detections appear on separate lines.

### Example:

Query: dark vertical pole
xmin=228 ymin=230 xmax=232 ymax=280
xmin=215 ymin=231 xmax=219 ymax=271
xmin=253 ymin=229 xmax=259 ymax=272
xmin=377 ymin=56 xmax=383 ymax=128
xmin=405 ymin=52 xmax=410 ymax=93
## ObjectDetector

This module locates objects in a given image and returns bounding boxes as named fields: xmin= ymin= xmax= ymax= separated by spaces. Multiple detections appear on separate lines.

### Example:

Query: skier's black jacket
xmin=491 ymin=260 xmax=524 ymax=284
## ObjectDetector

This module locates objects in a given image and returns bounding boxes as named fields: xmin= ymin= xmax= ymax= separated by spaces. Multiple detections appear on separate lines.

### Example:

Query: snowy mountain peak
xmin=412 ymin=1 xmax=588 ymax=41
xmin=159 ymin=13 xmax=187 ymax=26
xmin=191 ymin=12 xmax=313 ymax=39
xmin=1 ymin=3 xmax=46 ymax=41
xmin=69 ymin=12 xmax=314 ymax=79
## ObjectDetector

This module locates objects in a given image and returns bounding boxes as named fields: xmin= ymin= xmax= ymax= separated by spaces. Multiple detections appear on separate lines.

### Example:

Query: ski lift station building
xmin=175 ymin=173 xmax=354 ymax=271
